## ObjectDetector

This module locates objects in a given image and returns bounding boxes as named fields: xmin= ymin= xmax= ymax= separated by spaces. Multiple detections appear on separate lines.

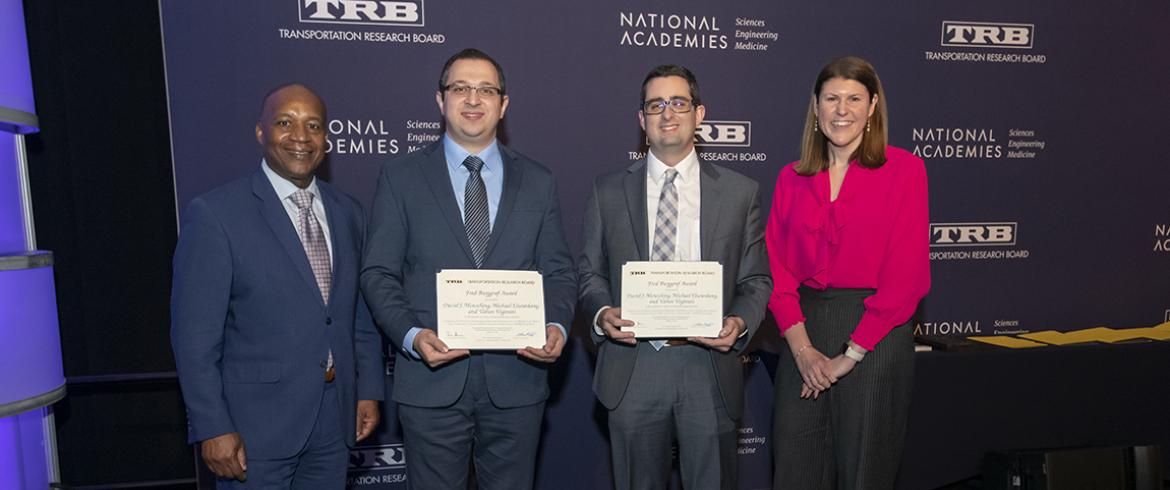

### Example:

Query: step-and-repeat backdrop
xmin=161 ymin=1 xmax=1170 ymax=487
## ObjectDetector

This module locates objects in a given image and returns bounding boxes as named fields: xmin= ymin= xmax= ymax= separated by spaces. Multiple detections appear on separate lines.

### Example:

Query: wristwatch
xmin=843 ymin=344 xmax=866 ymax=362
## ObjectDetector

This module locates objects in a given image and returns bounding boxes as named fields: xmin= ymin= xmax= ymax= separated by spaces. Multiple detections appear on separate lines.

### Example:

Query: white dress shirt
xmin=645 ymin=148 xmax=701 ymax=261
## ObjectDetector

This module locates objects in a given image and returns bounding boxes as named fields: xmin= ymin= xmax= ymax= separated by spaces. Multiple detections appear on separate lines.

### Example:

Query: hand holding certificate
xmin=620 ymin=261 xmax=723 ymax=338
xmin=437 ymin=269 xmax=546 ymax=350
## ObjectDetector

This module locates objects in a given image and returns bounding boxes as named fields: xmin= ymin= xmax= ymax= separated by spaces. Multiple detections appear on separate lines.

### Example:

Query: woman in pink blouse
xmin=767 ymin=56 xmax=930 ymax=489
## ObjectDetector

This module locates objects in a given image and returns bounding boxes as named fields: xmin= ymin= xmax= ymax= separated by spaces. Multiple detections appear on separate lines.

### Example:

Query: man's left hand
xmin=689 ymin=316 xmax=745 ymax=352
xmin=355 ymin=400 xmax=380 ymax=442
xmin=518 ymin=324 xmax=566 ymax=363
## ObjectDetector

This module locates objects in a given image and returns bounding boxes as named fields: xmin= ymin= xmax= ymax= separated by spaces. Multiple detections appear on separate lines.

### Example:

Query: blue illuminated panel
xmin=0 ymin=135 xmax=24 ymax=253
xmin=0 ymin=0 xmax=37 ymax=133
xmin=0 ymin=260 xmax=64 ymax=414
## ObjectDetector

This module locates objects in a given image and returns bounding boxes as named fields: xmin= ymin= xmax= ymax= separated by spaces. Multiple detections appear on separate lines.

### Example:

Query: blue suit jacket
xmin=171 ymin=169 xmax=384 ymax=458
xmin=360 ymin=141 xmax=576 ymax=408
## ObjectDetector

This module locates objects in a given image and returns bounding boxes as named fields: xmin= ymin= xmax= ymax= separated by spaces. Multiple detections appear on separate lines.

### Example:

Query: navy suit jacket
xmin=360 ymin=141 xmax=576 ymax=408
xmin=171 ymin=169 xmax=384 ymax=458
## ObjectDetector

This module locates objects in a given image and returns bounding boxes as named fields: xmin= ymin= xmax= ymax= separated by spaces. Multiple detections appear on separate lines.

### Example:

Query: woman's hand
xmin=824 ymin=354 xmax=857 ymax=381
xmin=799 ymin=353 xmax=860 ymax=398
xmin=795 ymin=346 xmax=836 ymax=392
xmin=785 ymin=323 xmax=838 ymax=397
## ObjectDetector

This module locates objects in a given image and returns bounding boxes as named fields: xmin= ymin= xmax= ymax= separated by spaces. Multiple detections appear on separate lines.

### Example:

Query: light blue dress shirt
xmin=443 ymin=135 xmax=504 ymax=226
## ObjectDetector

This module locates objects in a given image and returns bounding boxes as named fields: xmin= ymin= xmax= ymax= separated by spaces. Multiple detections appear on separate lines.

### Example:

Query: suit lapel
xmin=699 ymin=160 xmax=723 ymax=261
xmin=419 ymin=144 xmax=478 ymax=265
xmin=624 ymin=160 xmax=649 ymax=261
xmin=318 ymin=183 xmax=348 ymax=312
xmin=482 ymin=145 xmax=522 ymax=262
xmin=251 ymin=171 xmax=326 ymax=311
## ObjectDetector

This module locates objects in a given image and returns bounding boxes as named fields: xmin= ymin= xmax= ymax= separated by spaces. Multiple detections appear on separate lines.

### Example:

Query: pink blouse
xmin=765 ymin=146 xmax=930 ymax=350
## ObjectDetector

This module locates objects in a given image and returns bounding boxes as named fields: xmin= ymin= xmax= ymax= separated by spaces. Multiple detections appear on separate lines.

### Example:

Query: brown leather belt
xmin=324 ymin=366 xmax=335 ymax=383
xmin=663 ymin=339 xmax=689 ymax=346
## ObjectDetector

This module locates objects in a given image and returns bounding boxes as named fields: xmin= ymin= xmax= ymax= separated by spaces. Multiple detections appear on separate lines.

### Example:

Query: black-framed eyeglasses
xmin=642 ymin=97 xmax=693 ymax=115
xmin=444 ymin=84 xmax=503 ymax=98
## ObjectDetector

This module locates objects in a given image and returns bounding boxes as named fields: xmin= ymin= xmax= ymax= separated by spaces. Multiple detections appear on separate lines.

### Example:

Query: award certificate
xmin=437 ymin=269 xmax=546 ymax=349
xmin=620 ymin=261 xmax=722 ymax=338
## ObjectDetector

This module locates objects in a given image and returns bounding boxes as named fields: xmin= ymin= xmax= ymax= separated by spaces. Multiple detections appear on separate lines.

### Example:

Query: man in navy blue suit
xmin=361 ymin=48 xmax=576 ymax=489
xmin=171 ymin=84 xmax=384 ymax=488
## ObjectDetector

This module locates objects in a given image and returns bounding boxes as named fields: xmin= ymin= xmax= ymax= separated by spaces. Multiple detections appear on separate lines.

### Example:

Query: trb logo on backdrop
xmin=631 ymin=118 xmax=767 ymax=163
xmin=931 ymin=222 xmax=1016 ymax=247
xmin=941 ymin=21 xmax=1033 ymax=49
xmin=925 ymin=20 xmax=1046 ymax=64
xmin=695 ymin=121 xmax=751 ymax=147
xmin=929 ymin=222 xmax=1030 ymax=260
xmin=348 ymin=444 xmax=407 ymax=486
xmin=300 ymin=0 xmax=425 ymax=27
xmin=350 ymin=444 xmax=406 ymax=470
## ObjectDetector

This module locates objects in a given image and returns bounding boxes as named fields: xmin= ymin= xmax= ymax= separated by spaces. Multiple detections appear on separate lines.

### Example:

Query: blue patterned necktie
xmin=463 ymin=155 xmax=491 ymax=267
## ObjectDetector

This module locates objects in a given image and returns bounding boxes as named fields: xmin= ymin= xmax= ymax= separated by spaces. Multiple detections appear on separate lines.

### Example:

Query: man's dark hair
xmin=438 ymin=48 xmax=506 ymax=97
xmin=640 ymin=64 xmax=701 ymax=108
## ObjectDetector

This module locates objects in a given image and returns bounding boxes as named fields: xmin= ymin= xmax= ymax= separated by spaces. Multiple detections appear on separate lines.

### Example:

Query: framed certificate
xmin=436 ymin=269 xmax=546 ymax=349
xmin=620 ymin=261 xmax=722 ymax=338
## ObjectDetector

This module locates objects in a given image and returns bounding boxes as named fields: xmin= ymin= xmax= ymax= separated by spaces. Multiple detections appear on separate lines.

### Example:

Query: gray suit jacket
xmin=578 ymin=158 xmax=772 ymax=419
xmin=360 ymin=141 xmax=577 ymax=408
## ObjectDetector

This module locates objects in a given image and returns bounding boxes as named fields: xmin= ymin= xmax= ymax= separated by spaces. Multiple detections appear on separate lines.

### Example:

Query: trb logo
xmin=349 ymin=444 xmax=406 ymax=470
xmin=941 ymin=21 xmax=1033 ymax=49
xmin=931 ymin=222 xmax=1017 ymax=247
xmin=695 ymin=121 xmax=751 ymax=147
xmin=300 ymin=0 xmax=425 ymax=27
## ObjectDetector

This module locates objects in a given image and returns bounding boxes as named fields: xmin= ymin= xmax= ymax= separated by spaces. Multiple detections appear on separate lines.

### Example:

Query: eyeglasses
xmin=642 ymin=97 xmax=694 ymax=115
xmin=444 ymin=84 xmax=503 ymax=98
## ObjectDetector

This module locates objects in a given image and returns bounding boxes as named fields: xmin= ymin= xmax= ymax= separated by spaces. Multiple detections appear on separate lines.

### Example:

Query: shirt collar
xmin=646 ymin=148 xmax=699 ymax=184
xmin=261 ymin=159 xmax=320 ymax=202
xmin=444 ymin=135 xmax=501 ymax=174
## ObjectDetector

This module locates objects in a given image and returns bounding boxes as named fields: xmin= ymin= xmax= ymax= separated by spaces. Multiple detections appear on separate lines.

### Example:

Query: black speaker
xmin=981 ymin=445 xmax=1162 ymax=490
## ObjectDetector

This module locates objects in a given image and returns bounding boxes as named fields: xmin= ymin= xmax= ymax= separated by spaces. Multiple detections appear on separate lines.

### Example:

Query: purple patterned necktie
xmin=290 ymin=189 xmax=332 ymax=304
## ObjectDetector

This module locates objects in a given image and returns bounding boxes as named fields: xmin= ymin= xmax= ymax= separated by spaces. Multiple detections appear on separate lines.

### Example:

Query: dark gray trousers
xmin=772 ymin=287 xmax=914 ymax=490
xmin=398 ymin=355 xmax=544 ymax=490
xmin=609 ymin=342 xmax=738 ymax=490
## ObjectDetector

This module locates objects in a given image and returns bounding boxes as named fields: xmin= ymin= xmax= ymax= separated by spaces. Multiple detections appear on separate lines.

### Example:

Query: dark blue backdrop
xmin=160 ymin=1 xmax=1170 ymax=488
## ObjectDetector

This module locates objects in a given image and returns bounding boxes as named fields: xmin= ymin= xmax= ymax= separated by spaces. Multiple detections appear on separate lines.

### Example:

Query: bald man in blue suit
xmin=171 ymin=84 xmax=384 ymax=488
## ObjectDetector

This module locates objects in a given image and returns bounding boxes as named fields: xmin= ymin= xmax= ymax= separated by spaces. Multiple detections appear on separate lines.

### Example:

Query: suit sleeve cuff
xmin=592 ymin=306 xmax=611 ymax=336
xmin=725 ymin=315 xmax=749 ymax=338
xmin=548 ymin=322 xmax=567 ymax=339
xmin=402 ymin=327 xmax=423 ymax=359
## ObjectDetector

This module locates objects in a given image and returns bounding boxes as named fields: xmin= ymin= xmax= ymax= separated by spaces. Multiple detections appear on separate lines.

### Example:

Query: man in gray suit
xmin=360 ymin=48 xmax=576 ymax=489
xmin=578 ymin=65 xmax=772 ymax=489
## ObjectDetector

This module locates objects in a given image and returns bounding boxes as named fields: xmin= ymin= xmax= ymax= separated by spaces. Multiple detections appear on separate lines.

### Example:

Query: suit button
xmin=320 ymin=360 xmax=327 ymax=368
xmin=325 ymin=317 xmax=333 ymax=325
